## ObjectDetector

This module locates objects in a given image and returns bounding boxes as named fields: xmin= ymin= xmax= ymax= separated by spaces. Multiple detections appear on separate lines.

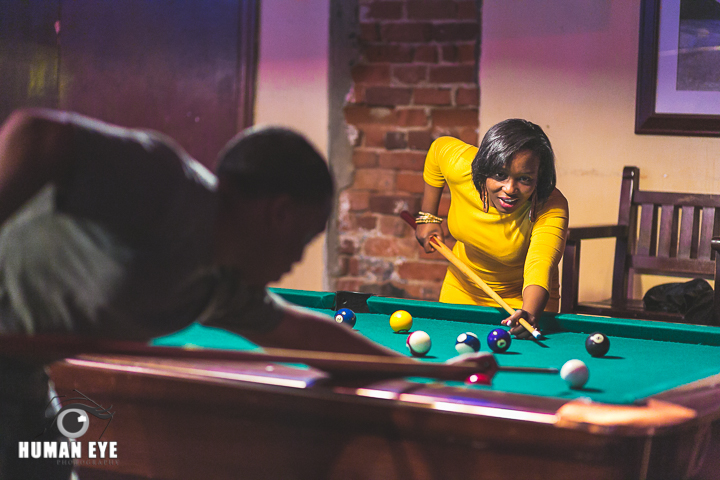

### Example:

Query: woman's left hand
xmin=501 ymin=309 xmax=537 ymax=339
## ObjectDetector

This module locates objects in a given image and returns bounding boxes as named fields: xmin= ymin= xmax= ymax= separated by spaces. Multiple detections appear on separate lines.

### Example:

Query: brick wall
xmin=334 ymin=0 xmax=480 ymax=300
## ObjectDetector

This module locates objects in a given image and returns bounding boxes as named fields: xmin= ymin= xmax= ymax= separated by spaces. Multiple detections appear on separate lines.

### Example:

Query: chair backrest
xmin=612 ymin=166 xmax=720 ymax=301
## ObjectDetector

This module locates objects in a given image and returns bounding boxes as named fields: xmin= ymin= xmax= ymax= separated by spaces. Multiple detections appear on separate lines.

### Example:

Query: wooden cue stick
xmin=0 ymin=332 xmax=556 ymax=381
xmin=401 ymin=211 xmax=541 ymax=339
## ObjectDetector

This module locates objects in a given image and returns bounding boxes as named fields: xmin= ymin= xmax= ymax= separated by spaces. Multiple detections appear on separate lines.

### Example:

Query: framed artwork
xmin=635 ymin=0 xmax=720 ymax=136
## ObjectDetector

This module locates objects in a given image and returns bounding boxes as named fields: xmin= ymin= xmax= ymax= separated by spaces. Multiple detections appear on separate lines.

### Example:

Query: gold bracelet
xmin=415 ymin=211 xmax=443 ymax=224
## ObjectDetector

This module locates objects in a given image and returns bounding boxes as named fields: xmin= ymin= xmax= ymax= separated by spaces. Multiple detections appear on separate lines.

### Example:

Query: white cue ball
xmin=406 ymin=331 xmax=432 ymax=357
xmin=560 ymin=359 xmax=589 ymax=389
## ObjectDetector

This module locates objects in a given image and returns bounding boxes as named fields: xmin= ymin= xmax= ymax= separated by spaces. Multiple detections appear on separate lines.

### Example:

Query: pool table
xmin=48 ymin=288 xmax=720 ymax=480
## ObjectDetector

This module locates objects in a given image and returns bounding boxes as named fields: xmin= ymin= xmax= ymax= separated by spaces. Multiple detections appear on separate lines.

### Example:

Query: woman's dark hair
xmin=216 ymin=126 xmax=334 ymax=204
xmin=471 ymin=119 xmax=556 ymax=205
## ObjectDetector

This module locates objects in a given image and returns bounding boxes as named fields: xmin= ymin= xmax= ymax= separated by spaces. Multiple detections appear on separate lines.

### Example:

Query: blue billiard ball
xmin=334 ymin=308 xmax=356 ymax=328
xmin=455 ymin=332 xmax=481 ymax=354
xmin=487 ymin=328 xmax=512 ymax=353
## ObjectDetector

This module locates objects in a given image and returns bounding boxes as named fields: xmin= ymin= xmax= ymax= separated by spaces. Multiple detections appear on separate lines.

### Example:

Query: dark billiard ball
xmin=585 ymin=332 xmax=610 ymax=357
xmin=334 ymin=308 xmax=356 ymax=328
xmin=455 ymin=332 xmax=481 ymax=354
xmin=487 ymin=328 xmax=512 ymax=353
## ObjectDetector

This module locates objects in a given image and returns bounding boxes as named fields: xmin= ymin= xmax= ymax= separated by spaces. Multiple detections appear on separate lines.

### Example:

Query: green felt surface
xmin=152 ymin=289 xmax=720 ymax=405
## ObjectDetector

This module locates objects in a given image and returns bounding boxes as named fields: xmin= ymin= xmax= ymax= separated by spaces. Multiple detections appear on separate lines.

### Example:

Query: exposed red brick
xmin=380 ymin=22 xmax=433 ymax=42
xmin=362 ymin=2 xmax=404 ymax=20
xmin=346 ymin=85 xmax=366 ymax=104
xmin=359 ymin=23 xmax=380 ymax=43
xmin=353 ymin=169 xmax=396 ymax=190
xmin=456 ymin=87 xmax=479 ymax=106
xmin=348 ymin=257 xmax=360 ymax=276
xmin=457 ymin=1 xmax=479 ymax=20
xmin=337 ymin=255 xmax=350 ymax=276
xmin=341 ymin=189 xmax=371 ymax=211
xmin=413 ymin=45 xmax=438 ymax=63
xmin=441 ymin=45 xmax=459 ymax=63
xmin=344 ymin=106 xmax=396 ymax=126
xmin=408 ymin=129 xmax=434 ymax=150
xmin=335 ymin=278 xmax=363 ymax=292
xmin=396 ymin=172 xmax=425 ymax=193
xmin=429 ymin=65 xmax=476 ymax=83
xmin=363 ymin=127 xmax=390 ymax=147
xmin=365 ymin=86 xmax=413 ymax=106
xmin=385 ymin=131 xmax=408 ymax=150
xmin=432 ymin=22 xmax=479 ymax=42
xmin=442 ymin=44 xmax=477 ymax=64
xmin=351 ymin=64 xmax=391 ymax=85
xmin=357 ymin=214 xmax=379 ymax=230
xmin=378 ymin=151 xmax=426 ymax=170
xmin=364 ymin=236 xmax=418 ymax=257
xmin=457 ymin=126 xmax=479 ymax=145
xmin=407 ymin=1 xmax=458 ymax=20
xmin=396 ymin=108 xmax=429 ymax=127
xmin=397 ymin=261 xmax=448 ymax=281
xmin=393 ymin=65 xmax=427 ymax=84
xmin=369 ymin=194 xmax=421 ymax=214
xmin=379 ymin=215 xmax=415 ymax=237
xmin=352 ymin=149 xmax=379 ymax=168
xmin=401 ymin=282 xmax=443 ymax=300
xmin=414 ymin=87 xmax=452 ymax=106
xmin=431 ymin=108 xmax=479 ymax=127
xmin=365 ymin=44 xmax=414 ymax=63
xmin=339 ymin=238 xmax=358 ymax=254
xmin=456 ymin=43 xmax=477 ymax=63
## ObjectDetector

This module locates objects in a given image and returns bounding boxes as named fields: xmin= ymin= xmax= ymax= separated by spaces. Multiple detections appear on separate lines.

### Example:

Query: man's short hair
xmin=216 ymin=126 xmax=334 ymax=203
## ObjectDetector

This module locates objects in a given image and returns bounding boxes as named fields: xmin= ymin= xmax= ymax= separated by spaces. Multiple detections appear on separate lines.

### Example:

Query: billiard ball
xmin=455 ymin=332 xmax=481 ymax=354
xmin=487 ymin=328 xmax=511 ymax=353
xmin=561 ymin=359 xmax=589 ymax=389
xmin=406 ymin=331 xmax=431 ymax=357
xmin=585 ymin=332 xmax=610 ymax=357
xmin=389 ymin=310 xmax=413 ymax=333
xmin=334 ymin=308 xmax=356 ymax=328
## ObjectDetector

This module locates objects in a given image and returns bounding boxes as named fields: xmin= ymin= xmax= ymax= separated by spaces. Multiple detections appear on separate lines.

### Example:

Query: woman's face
xmin=484 ymin=150 xmax=540 ymax=215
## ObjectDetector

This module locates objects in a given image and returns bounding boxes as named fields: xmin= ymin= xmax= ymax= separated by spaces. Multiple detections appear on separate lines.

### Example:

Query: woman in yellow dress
xmin=415 ymin=119 xmax=568 ymax=339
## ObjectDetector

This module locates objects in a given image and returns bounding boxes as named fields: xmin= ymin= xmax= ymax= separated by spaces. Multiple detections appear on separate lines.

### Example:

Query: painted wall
xmin=480 ymin=0 xmax=720 ymax=301
xmin=255 ymin=0 xmax=330 ymax=291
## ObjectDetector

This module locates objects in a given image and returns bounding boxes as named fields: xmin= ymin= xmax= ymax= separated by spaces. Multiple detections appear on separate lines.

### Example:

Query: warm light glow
xmin=66 ymin=358 xmax=309 ymax=389
xmin=355 ymin=388 xmax=399 ymax=400
xmin=398 ymin=393 xmax=558 ymax=424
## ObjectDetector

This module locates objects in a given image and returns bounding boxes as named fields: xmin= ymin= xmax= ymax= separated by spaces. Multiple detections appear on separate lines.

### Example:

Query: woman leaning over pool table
xmin=415 ymin=119 xmax=569 ymax=339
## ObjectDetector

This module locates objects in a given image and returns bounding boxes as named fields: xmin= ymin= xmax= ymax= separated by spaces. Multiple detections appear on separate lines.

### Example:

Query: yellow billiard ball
xmin=389 ymin=310 xmax=413 ymax=333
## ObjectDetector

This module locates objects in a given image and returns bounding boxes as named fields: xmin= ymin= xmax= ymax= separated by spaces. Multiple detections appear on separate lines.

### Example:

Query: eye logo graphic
xmin=38 ymin=389 xmax=115 ymax=440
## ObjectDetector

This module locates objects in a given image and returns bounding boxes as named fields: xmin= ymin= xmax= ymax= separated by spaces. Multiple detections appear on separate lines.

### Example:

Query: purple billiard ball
xmin=487 ymin=328 xmax=512 ymax=353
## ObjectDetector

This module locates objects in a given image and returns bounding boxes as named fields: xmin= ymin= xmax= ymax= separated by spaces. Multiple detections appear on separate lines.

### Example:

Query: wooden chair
xmin=560 ymin=166 xmax=720 ymax=324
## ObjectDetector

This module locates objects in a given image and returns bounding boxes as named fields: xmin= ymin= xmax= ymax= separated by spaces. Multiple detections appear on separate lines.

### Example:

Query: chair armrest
xmin=712 ymin=237 xmax=720 ymax=252
xmin=567 ymin=225 xmax=627 ymax=242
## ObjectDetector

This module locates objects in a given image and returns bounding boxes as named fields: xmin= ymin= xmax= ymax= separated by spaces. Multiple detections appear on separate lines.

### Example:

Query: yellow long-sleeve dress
xmin=424 ymin=137 xmax=569 ymax=311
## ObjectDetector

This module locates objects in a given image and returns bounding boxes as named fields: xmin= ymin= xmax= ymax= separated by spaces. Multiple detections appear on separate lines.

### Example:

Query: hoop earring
xmin=529 ymin=193 xmax=538 ymax=222
xmin=482 ymin=185 xmax=489 ymax=213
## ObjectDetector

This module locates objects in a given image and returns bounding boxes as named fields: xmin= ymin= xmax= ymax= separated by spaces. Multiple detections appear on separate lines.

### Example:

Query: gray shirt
xmin=0 ymin=114 xmax=262 ymax=340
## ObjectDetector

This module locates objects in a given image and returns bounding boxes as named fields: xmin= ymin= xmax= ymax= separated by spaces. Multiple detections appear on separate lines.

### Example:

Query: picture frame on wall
xmin=635 ymin=0 xmax=720 ymax=136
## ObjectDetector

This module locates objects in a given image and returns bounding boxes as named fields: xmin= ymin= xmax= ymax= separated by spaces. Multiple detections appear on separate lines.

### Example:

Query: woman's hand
xmin=501 ymin=309 xmax=537 ymax=339
xmin=415 ymin=223 xmax=444 ymax=253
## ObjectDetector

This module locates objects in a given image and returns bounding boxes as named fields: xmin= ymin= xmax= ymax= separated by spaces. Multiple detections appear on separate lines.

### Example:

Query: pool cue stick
xmin=0 ymin=333 xmax=558 ymax=382
xmin=401 ymin=211 xmax=542 ymax=339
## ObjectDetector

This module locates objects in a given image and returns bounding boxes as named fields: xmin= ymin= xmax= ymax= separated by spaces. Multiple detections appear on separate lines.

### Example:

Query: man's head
xmin=214 ymin=126 xmax=334 ymax=286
